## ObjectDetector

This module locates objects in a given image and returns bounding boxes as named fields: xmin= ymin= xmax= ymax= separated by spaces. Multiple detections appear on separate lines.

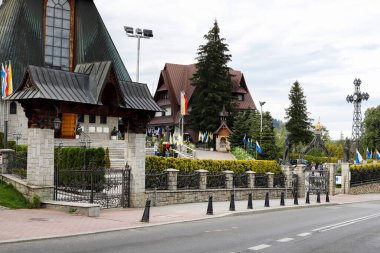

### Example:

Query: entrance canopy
xmin=8 ymin=61 xmax=161 ymax=133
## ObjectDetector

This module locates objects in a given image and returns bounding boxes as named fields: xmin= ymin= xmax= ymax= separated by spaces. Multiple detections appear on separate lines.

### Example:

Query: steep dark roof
xmin=9 ymin=63 xmax=160 ymax=112
xmin=74 ymin=0 xmax=131 ymax=82
xmin=0 ymin=0 xmax=131 ymax=90
xmin=119 ymin=81 xmax=162 ymax=112
xmin=0 ymin=0 xmax=44 ymax=89
xmin=8 ymin=65 xmax=95 ymax=104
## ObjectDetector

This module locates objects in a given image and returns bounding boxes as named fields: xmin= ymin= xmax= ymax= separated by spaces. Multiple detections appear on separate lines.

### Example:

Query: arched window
xmin=9 ymin=102 xmax=17 ymax=114
xmin=44 ymin=0 xmax=71 ymax=70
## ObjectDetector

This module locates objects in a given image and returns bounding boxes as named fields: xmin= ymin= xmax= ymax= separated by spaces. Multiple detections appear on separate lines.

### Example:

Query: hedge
xmin=54 ymin=147 xmax=107 ymax=169
xmin=350 ymin=162 xmax=379 ymax=171
xmin=289 ymin=153 xmax=338 ymax=164
xmin=146 ymin=156 xmax=282 ymax=174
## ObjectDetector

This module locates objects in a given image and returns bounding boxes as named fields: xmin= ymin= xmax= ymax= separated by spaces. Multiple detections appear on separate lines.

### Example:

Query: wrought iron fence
xmin=177 ymin=172 xmax=199 ymax=189
xmin=273 ymin=173 xmax=286 ymax=188
xmin=145 ymin=170 xmax=168 ymax=190
xmin=233 ymin=173 xmax=249 ymax=188
xmin=207 ymin=172 xmax=225 ymax=189
xmin=54 ymin=165 xmax=130 ymax=208
xmin=351 ymin=169 xmax=380 ymax=186
xmin=9 ymin=152 xmax=27 ymax=179
xmin=255 ymin=174 xmax=268 ymax=188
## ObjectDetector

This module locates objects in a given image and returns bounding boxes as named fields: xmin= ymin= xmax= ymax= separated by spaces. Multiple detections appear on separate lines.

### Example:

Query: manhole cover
xmin=29 ymin=218 xmax=48 ymax=222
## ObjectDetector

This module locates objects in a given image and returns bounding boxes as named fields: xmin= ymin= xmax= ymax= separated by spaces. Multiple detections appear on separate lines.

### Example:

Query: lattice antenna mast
xmin=346 ymin=78 xmax=369 ymax=144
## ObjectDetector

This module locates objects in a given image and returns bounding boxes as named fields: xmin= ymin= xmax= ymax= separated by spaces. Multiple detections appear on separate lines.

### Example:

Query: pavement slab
xmin=1 ymin=193 xmax=380 ymax=244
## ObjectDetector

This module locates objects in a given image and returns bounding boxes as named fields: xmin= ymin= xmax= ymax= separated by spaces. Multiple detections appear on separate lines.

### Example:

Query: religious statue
xmin=283 ymin=135 xmax=292 ymax=165
xmin=343 ymin=137 xmax=350 ymax=162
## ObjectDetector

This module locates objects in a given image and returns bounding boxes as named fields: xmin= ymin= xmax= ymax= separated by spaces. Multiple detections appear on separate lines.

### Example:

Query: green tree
xmin=189 ymin=20 xmax=233 ymax=132
xmin=362 ymin=105 xmax=380 ymax=149
xmin=285 ymin=81 xmax=313 ymax=151
xmin=229 ymin=111 xmax=251 ymax=149
xmin=259 ymin=112 xmax=279 ymax=160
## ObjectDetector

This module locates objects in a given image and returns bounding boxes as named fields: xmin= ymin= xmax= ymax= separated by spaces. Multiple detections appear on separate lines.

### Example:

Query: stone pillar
xmin=294 ymin=165 xmax=306 ymax=197
xmin=26 ymin=128 xmax=54 ymax=200
xmin=195 ymin=169 xmax=208 ymax=190
xmin=246 ymin=171 xmax=255 ymax=188
xmin=165 ymin=168 xmax=179 ymax=191
xmin=325 ymin=163 xmax=336 ymax=196
xmin=266 ymin=172 xmax=274 ymax=188
xmin=0 ymin=149 xmax=15 ymax=174
xmin=341 ymin=163 xmax=350 ymax=194
xmin=223 ymin=170 xmax=234 ymax=189
xmin=125 ymin=132 xmax=146 ymax=207
xmin=282 ymin=165 xmax=293 ymax=188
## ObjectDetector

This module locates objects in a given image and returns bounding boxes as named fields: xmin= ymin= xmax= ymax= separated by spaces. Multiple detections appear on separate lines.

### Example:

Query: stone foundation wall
xmin=145 ymin=188 xmax=293 ymax=206
xmin=349 ymin=182 xmax=380 ymax=195
xmin=0 ymin=174 xmax=53 ymax=201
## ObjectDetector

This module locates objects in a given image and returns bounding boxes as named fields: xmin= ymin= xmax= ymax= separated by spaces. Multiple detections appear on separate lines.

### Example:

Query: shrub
xmin=146 ymin=156 xmax=282 ymax=174
xmin=232 ymin=147 xmax=255 ymax=160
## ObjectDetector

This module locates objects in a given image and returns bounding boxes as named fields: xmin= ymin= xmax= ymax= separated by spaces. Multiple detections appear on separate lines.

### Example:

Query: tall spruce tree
xmin=229 ymin=111 xmax=251 ymax=149
xmin=189 ymin=20 xmax=233 ymax=132
xmin=285 ymin=81 xmax=313 ymax=149
xmin=259 ymin=112 xmax=279 ymax=160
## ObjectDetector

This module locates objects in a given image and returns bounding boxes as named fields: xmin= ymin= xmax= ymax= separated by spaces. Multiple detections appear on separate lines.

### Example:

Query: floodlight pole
xmin=259 ymin=101 xmax=266 ymax=142
xmin=124 ymin=26 xmax=153 ymax=83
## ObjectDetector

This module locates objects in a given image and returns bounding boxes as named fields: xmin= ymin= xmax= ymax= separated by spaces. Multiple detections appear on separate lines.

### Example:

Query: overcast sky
xmin=95 ymin=0 xmax=380 ymax=140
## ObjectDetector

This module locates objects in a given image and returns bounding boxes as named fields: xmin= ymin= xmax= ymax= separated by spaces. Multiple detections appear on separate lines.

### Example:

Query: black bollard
xmin=294 ymin=191 xmax=299 ymax=205
xmin=141 ymin=198 xmax=151 ymax=222
xmin=229 ymin=193 xmax=236 ymax=211
xmin=207 ymin=195 xmax=213 ymax=215
xmin=247 ymin=193 xmax=253 ymax=209
xmin=317 ymin=191 xmax=321 ymax=203
xmin=280 ymin=192 xmax=285 ymax=206
xmin=306 ymin=191 xmax=310 ymax=204
xmin=264 ymin=192 xmax=270 ymax=207
xmin=326 ymin=192 xmax=330 ymax=203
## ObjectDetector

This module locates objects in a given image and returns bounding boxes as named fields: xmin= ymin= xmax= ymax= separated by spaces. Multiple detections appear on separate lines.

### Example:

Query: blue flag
xmin=376 ymin=149 xmax=380 ymax=159
xmin=355 ymin=149 xmax=363 ymax=164
xmin=256 ymin=141 xmax=262 ymax=154
xmin=242 ymin=134 xmax=247 ymax=143
xmin=366 ymin=148 xmax=372 ymax=159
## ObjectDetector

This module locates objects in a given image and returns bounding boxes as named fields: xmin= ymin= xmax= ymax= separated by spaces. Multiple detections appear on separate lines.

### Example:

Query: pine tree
xmin=259 ymin=112 xmax=279 ymax=160
xmin=285 ymin=81 xmax=313 ymax=149
xmin=228 ymin=111 xmax=251 ymax=149
xmin=189 ymin=20 xmax=233 ymax=132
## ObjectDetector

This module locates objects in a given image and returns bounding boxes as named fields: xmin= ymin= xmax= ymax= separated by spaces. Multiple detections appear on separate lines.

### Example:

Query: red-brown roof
xmin=150 ymin=63 xmax=256 ymax=125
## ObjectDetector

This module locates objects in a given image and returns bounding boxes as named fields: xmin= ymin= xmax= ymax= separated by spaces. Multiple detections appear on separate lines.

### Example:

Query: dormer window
xmin=160 ymin=91 xmax=169 ymax=100
xmin=44 ymin=0 xmax=71 ymax=70
xmin=237 ymin=94 xmax=244 ymax=101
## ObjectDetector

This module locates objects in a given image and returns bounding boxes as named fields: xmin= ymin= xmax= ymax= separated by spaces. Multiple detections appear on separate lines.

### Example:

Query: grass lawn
xmin=0 ymin=179 xmax=30 ymax=209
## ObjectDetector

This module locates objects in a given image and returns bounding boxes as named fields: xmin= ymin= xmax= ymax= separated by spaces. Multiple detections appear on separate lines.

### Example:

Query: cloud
xmin=95 ymin=0 xmax=380 ymax=140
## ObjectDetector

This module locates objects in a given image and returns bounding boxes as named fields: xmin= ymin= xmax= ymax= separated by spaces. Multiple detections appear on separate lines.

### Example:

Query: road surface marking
xmin=248 ymin=244 xmax=271 ymax=251
xmin=297 ymin=232 xmax=312 ymax=237
xmin=312 ymin=212 xmax=380 ymax=232
xmin=277 ymin=237 xmax=294 ymax=242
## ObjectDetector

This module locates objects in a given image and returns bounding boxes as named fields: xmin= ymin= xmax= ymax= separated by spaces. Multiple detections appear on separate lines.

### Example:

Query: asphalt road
xmin=2 ymin=201 xmax=380 ymax=253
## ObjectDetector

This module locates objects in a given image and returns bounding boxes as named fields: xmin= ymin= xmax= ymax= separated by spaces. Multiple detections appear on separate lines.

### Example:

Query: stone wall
xmin=349 ymin=182 xmax=380 ymax=195
xmin=145 ymin=188 xmax=293 ymax=206
xmin=0 ymin=174 xmax=53 ymax=201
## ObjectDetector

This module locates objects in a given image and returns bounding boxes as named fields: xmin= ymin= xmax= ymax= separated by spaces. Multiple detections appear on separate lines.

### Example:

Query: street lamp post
xmin=259 ymin=101 xmax=266 ymax=141
xmin=124 ymin=26 xmax=153 ymax=83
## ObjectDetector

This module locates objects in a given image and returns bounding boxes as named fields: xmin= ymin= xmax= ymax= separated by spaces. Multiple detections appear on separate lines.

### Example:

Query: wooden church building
xmin=0 ymin=0 xmax=160 ymax=145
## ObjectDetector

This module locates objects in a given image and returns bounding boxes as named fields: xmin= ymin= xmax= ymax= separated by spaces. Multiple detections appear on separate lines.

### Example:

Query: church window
xmin=44 ymin=0 xmax=71 ymax=70
xmin=10 ymin=102 xmax=17 ymax=114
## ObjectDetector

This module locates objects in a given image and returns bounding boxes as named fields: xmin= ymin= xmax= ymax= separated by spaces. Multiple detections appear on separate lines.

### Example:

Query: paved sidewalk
xmin=1 ymin=193 xmax=380 ymax=244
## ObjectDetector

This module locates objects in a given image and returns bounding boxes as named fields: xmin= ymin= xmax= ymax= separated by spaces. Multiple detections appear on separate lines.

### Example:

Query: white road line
xmin=312 ymin=212 xmax=380 ymax=232
xmin=248 ymin=244 xmax=271 ymax=251
xmin=277 ymin=237 xmax=294 ymax=242
xmin=297 ymin=232 xmax=312 ymax=237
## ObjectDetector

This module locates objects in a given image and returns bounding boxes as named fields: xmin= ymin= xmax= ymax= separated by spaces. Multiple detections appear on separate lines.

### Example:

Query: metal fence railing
xmin=350 ymin=169 xmax=380 ymax=186
xmin=255 ymin=174 xmax=268 ymax=188
xmin=206 ymin=173 xmax=225 ymax=189
xmin=177 ymin=173 xmax=199 ymax=189
xmin=145 ymin=171 xmax=168 ymax=190
xmin=233 ymin=173 xmax=249 ymax=188
xmin=273 ymin=173 xmax=286 ymax=188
